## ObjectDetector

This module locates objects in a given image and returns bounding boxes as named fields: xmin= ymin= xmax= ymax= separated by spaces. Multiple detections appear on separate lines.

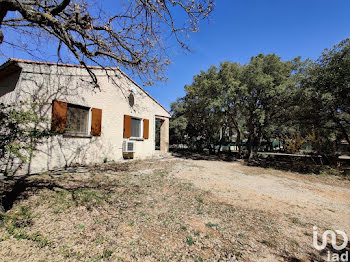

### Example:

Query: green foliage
xmin=73 ymin=188 xmax=110 ymax=208
xmin=169 ymin=98 xmax=188 ymax=146
xmin=300 ymin=38 xmax=350 ymax=151
xmin=0 ymin=101 xmax=51 ymax=175
xmin=186 ymin=235 xmax=195 ymax=245
xmin=170 ymin=54 xmax=302 ymax=157
xmin=170 ymin=38 xmax=350 ymax=158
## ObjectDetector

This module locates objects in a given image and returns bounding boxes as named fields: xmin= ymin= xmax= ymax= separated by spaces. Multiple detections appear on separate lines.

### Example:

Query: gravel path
xmin=172 ymin=159 xmax=350 ymax=234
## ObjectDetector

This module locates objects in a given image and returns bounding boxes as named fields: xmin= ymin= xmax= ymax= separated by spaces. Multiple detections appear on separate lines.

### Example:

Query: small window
xmin=66 ymin=104 xmax=90 ymax=135
xmin=131 ymin=118 xmax=141 ymax=137
xmin=128 ymin=93 xmax=135 ymax=107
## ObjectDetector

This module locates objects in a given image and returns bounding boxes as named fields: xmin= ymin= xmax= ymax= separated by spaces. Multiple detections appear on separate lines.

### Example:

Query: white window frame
xmin=130 ymin=116 xmax=144 ymax=140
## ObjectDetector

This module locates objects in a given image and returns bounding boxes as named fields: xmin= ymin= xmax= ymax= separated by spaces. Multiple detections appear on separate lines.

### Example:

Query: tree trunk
xmin=232 ymin=119 xmax=242 ymax=158
xmin=236 ymin=130 xmax=242 ymax=157
xmin=335 ymin=118 xmax=350 ymax=145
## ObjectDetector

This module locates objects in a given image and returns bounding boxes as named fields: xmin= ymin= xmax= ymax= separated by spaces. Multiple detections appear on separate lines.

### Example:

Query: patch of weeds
xmin=238 ymin=233 xmax=246 ymax=238
xmin=60 ymin=244 xmax=82 ymax=259
xmin=205 ymin=222 xmax=219 ymax=229
xmin=225 ymin=204 xmax=236 ymax=213
xmin=262 ymin=240 xmax=275 ymax=248
xmin=2 ymin=206 xmax=33 ymax=232
xmin=73 ymin=188 xmax=110 ymax=208
xmin=88 ymin=178 xmax=98 ymax=185
xmin=0 ymin=212 xmax=10 ymax=228
xmin=19 ymin=206 xmax=31 ymax=219
xmin=319 ymin=167 xmax=343 ymax=177
xmin=154 ymin=169 xmax=168 ymax=178
xmin=290 ymin=217 xmax=306 ymax=227
xmin=95 ymin=218 xmax=103 ymax=224
xmin=235 ymin=251 xmax=243 ymax=258
xmin=59 ymin=244 xmax=84 ymax=259
xmin=186 ymin=235 xmax=195 ymax=246
xmin=195 ymin=195 xmax=204 ymax=204
xmin=102 ymin=249 xmax=113 ymax=259
xmin=13 ymin=231 xmax=50 ymax=247
xmin=163 ymin=218 xmax=172 ymax=225
xmin=193 ymin=256 xmax=204 ymax=262
xmin=180 ymin=225 xmax=187 ymax=231
xmin=78 ymin=224 xmax=85 ymax=231
xmin=264 ymin=226 xmax=270 ymax=233
xmin=194 ymin=230 xmax=201 ymax=236
xmin=50 ymin=189 xmax=73 ymax=213
xmin=92 ymin=236 xmax=106 ymax=248
xmin=196 ymin=206 xmax=204 ymax=215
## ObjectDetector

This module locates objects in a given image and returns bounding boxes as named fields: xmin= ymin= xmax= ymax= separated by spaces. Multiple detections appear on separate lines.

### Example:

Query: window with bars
xmin=65 ymin=104 xmax=90 ymax=135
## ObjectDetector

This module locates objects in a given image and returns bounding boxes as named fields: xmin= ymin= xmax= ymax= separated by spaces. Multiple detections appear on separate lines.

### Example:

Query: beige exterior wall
xmin=0 ymin=61 xmax=170 ymax=174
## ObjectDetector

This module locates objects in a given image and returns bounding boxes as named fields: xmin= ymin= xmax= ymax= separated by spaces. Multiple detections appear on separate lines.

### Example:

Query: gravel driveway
xmin=172 ymin=159 xmax=350 ymax=234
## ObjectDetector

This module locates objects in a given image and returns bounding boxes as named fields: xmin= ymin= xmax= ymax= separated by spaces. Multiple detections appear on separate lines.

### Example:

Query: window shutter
xmin=91 ymin=108 xmax=102 ymax=136
xmin=123 ymin=115 xmax=132 ymax=138
xmin=143 ymin=119 xmax=149 ymax=139
xmin=51 ymin=100 xmax=67 ymax=134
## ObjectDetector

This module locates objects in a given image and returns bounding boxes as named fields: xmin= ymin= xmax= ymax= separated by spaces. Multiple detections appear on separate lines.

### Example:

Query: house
xmin=0 ymin=58 xmax=170 ymax=174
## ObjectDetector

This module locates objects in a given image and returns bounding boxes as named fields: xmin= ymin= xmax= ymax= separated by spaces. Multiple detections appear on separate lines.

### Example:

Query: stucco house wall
xmin=0 ymin=59 xmax=170 ymax=174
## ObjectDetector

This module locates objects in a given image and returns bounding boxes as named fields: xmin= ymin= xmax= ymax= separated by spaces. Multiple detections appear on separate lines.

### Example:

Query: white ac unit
xmin=123 ymin=141 xmax=135 ymax=153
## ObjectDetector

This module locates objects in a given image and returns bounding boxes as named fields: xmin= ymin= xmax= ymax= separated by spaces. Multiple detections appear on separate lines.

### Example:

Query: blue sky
xmin=152 ymin=0 xmax=350 ymax=111
xmin=1 ymin=0 xmax=350 ymax=111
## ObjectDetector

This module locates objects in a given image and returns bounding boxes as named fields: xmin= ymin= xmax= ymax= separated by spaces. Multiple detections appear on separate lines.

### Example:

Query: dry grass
xmin=0 ymin=159 xmax=341 ymax=261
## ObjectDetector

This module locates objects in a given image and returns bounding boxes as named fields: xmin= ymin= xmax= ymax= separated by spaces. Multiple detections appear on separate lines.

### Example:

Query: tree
xmin=0 ymin=101 xmax=51 ymax=176
xmin=169 ymin=98 xmax=188 ymax=147
xmin=183 ymin=65 xmax=223 ymax=153
xmin=217 ymin=61 xmax=244 ymax=155
xmin=239 ymin=54 xmax=301 ymax=159
xmin=170 ymin=56 xmax=301 ymax=158
xmin=0 ymin=0 xmax=214 ymax=85
xmin=301 ymin=38 xmax=350 ymax=147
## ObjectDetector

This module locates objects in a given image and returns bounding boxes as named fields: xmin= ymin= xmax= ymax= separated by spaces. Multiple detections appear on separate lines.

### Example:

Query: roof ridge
xmin=9 ymin=58 xmax=117 ymax=70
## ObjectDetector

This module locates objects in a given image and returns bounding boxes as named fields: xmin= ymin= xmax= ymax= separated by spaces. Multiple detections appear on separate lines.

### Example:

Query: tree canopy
xmin=170 ymin=38 xmax=350 ymax=158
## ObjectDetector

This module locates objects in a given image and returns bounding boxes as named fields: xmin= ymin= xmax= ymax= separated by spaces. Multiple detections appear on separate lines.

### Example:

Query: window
xmin=128 ymin=93 xmax=135 ymax=107
xmin=131 ymin=117 xmax=141 ymax=137
xmin=65 ymin=104 xmax=90 ymax=135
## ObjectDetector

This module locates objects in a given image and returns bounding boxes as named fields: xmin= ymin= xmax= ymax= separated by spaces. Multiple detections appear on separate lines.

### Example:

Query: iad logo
xmin=313 ymin=226 xmax=349 ymax=262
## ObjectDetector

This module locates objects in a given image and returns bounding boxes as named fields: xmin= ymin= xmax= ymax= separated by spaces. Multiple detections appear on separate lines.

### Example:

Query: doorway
xmin=155 ymin=116 xmax=169 ymax=153
xmin=155 ymin=119 xmax=161 ymax=150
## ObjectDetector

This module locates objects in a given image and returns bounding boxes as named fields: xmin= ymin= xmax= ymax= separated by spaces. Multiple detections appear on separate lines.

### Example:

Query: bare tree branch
xmin=0 ymin=0 xmax=215 ymax=85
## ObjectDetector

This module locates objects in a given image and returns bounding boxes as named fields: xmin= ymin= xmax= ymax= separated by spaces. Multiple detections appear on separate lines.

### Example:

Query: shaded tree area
xmin=170 ymin=39 xmax=350 ymax=162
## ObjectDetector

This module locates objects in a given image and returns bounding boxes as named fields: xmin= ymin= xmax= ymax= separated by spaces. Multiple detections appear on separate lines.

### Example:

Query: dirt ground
xmin=0 ymin=156 xmax=349 ymax=261
xmin=172 ymin=158 xmax=350 ymax=234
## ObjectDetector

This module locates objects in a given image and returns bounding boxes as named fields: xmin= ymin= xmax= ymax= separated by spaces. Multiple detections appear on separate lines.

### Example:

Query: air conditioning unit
xmin=123 ymin=140 xmax=135 ymax=153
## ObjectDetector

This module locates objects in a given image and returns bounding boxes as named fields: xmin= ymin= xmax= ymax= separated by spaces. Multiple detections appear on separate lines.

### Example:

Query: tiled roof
xmin=9 ymin=58 xmax=118 ymax=70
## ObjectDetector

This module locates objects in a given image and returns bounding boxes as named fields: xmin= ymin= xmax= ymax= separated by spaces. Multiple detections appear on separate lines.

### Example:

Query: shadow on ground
xmin=0 ymin=162 xmax=131 ymax=212
xmin=171 ymin=150 xmax=238 ymax=162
